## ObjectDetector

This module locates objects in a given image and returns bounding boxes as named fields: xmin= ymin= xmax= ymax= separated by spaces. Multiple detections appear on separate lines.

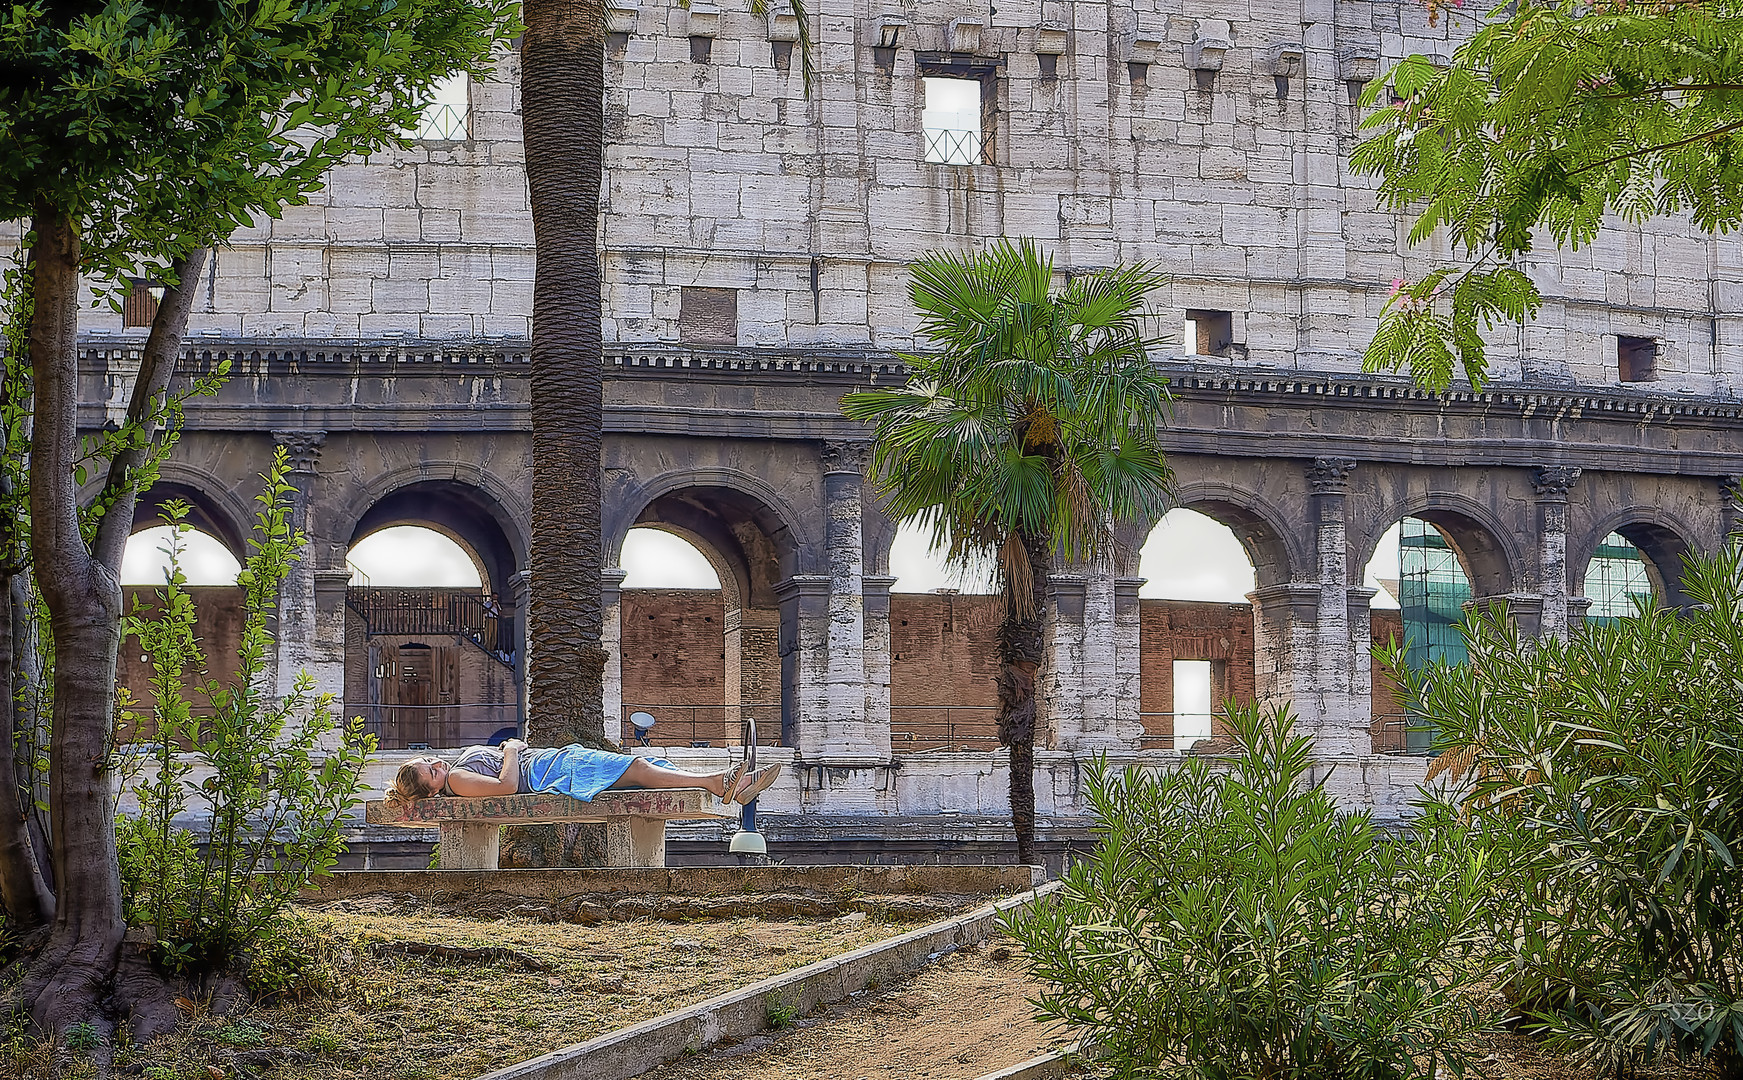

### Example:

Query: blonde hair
xmin=383 ymin=760 xmax=442 ymax=809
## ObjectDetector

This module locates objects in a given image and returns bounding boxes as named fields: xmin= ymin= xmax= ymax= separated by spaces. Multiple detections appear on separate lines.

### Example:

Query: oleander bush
xmin=1006 ymin=701 xmax=1498 ymax=1080
xmin=1382 ymin=543 xmax=1743 ymax=1080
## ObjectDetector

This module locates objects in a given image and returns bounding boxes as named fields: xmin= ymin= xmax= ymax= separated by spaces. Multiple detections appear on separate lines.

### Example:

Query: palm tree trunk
xmin=995 ymin=529 xmax=1050 ymax=867
xmin=521 ymin=0 xmax=609 ymax=753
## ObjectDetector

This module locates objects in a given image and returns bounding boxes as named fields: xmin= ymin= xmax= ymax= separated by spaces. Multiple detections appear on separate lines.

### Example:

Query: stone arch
xmin=1165 ymin=481 xmax=1303 ymax=590
xmin=338 ymin=468 xmax=529 ymax=750
xmin=335 ymin=463 xmax=530 ymax=600
xmin=621 ymin=522 xmax=743 ymax=610
xmin=131 ymin=466 xmax=254 ymax=560
xmin=1356 ymin=492 xmax=1521 ymax=599
xmin=610 ymin=468 xmax=805 ymax=608
xmin=1572 ymin=508 xmax=1701 ymax=611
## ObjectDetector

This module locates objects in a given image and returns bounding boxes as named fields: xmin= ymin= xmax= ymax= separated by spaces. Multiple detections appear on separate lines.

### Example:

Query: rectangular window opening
xmin=689 ymin=35 xmax=713 ymax=64
xmin=1173 ymin=659 xmax=1213 ymax=751
xmin=1184 ymin=309 xmax=1235 ymax=357
xmin=123 ymin=279 xmax=165 ymax=328
xmin=1037 ymin=53 xmax=1058 ymax=78
xmin=411 ymin=72 xmax=470 ymax=141
xmin=1618 ymin=335 xmax=1658 ymax=382
xmin=772 ymin=40 xmax=795 ymax=71
xmin=922 ymin=75 xmax=984 ymax=165
xmin=1127 ymin=61 xmax=1149 ymax=88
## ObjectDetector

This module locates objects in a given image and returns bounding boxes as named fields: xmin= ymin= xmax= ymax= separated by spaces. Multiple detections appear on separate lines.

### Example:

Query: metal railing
xmin=890 ymin=705 xmax=1000 ymax=751
xmin=347 ymin=702 xmax=519 ymax=750
xmin=346 ymin=588 xmax=508 ymax=662
xmin=924 ymin=126 xmax=982 ymax=165
xmin=412 ymin=103 xmax=470 ymax=141
xmin=619 ymin=704 xmax=784 ymax=748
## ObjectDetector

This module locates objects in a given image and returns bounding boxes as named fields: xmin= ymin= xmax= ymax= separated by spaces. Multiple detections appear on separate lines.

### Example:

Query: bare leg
xmin=612 ymin=757 xmax=734 ymax=798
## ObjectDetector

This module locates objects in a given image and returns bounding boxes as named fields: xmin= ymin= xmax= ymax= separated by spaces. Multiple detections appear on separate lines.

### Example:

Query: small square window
xmin=1127 ymin=61 xmax=1148 ymax=87
xmin=1619 ymin=336 xmax=1658 ymax=382
xmin=1184 ymin=309 xmax=1235 ymax=357
xmin=772 ymin=40 xmax=795 ymax=71
xmin=689 ymin=35 xmax=712 ymax=64
xmin=123 ymin=279 xmax=165 ymax=328
xmin=1037 ymin=53 xmax=1058 ymax=78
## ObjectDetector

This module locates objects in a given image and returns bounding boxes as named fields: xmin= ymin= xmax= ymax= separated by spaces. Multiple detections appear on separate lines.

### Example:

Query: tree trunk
xmin=995 ymin=529 xmax=1049 ymax=868
xmin=0 ymin=570 xmax=54 ymax=932
xmin=521 ymin=0 xmax=609 ymax=752
xmin=17 ymin=206 xmax=126 ymax=1036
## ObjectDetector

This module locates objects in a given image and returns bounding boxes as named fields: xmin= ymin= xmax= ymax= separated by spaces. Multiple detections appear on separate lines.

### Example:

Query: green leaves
xmin=117 ymin=450 xmax=377 ymax=973
xmin=1390 ymin=543 xmax=1743 ymax=1073
xmin=841 ymin=238 xmax=1174 ymax=582
xmin=1353 ymin=0 xmax=1743 ymax=390
xmin=1005 ymin=702 xmax=1499 ymax=1080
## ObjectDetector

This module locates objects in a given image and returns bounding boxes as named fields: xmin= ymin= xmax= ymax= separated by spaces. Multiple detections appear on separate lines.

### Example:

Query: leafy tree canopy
xmin=0 ymin=0 xmax=518 ymax=284
xmin=1353 ymin=0 xmax=1743 ymax=391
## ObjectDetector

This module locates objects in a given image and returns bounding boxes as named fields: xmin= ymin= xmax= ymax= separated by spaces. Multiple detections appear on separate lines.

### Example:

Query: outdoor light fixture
xmin=728 ymin=717 xmax=767 ymax=857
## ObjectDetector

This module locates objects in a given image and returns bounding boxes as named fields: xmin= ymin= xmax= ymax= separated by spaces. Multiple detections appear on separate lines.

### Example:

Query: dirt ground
xmin=2 ymin=904 xmax=965 ymax=1080
xmin=640 ymin=937 xmax=1071 ymax=1080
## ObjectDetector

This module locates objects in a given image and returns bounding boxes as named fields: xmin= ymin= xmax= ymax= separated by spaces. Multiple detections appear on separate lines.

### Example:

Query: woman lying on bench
xmin=384 ymin=739 xmax=778 ymax=808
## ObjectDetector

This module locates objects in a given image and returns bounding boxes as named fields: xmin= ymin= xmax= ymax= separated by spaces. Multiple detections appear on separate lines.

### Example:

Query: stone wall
xmin=116 ymin=586 xmax=248 ymax=741
xmin=8 ymin=0 xmax=1740 ymax=395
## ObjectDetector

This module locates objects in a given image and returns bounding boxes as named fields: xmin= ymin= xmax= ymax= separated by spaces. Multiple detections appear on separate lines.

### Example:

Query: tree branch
xmin=90 ymin=247 xmax=208 ymax=573
xmin=1568 ymin=119 xmax=1743 ymax=177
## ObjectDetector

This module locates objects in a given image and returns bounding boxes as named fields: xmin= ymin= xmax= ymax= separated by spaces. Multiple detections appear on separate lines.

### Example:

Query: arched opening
xmin=343 ymin=483 xmax=525 ymax=750
xmin=1582 ymin=532 xmax=1654 ymax=621
xmin=121 ymin=525 xmax=242 ymax=586
xmin=1576 ymin=519 xmax=1692 ymax=617
xmin=116 ymin=519 xmax=249 ymax=741
xmin=1136 ymin=508 xmax=1260 ymax=750
xmin=622 ymin=485 xmax=799 ymax=748
xmin=882 ymin=521 xmax=1001 ymax=752
xmin=1362 ymin=513 xmax=1499 ymax=754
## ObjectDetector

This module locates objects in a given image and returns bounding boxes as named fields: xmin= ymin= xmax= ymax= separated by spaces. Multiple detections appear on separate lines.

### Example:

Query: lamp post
xmin=729 ymin=717 xmax=767 ymax=857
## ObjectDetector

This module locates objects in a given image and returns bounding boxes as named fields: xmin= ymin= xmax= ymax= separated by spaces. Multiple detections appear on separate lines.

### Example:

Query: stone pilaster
xmin=774 ymin=574 xmax=832 ymax=755
xmin=1532 ymin=466 xmax=1581 ymax=639
xmin=809 ymin=440 xmax=883 ymax=760
xmin=270 ymin=430 xmax=337 ymax=708
xmin=861 ymin=574 xmax=896 ymax=750
xmin=598 ymin=567 xmax=624 ymax=745
xmin=1040 ymin=572 xmax=1087 ymax=749
xmin=1248 ymin=582 xmax=1321 ymax=726
xmin=1346 ymin=586 xmax=1377 ymax=746
xmin=1112 ymin=577 xmax=1146 ymax=740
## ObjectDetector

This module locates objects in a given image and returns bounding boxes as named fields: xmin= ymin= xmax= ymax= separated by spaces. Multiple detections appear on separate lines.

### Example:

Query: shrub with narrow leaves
xmin=1005 ymin=702 xmax=1498 ymax=1080
xmin=1384 ymin=543 xmax=1743 ymax=1080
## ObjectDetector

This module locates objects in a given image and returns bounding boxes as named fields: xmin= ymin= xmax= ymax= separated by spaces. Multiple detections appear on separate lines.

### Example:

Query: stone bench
xmin=364 ymin=789 xmax=730 ymax=869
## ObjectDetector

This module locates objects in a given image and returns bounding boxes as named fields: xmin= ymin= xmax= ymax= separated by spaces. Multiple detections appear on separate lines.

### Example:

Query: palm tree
xmin=841 ymin=239 xmax=1173 ymax=866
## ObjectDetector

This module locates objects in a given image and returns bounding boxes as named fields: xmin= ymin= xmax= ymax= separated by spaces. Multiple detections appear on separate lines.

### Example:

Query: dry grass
xmin=1 ymin=905 xmax=948 ymax=1080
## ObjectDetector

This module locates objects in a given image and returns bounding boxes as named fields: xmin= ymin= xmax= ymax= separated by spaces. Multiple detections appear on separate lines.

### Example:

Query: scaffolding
xmin=1398 ymin=518 xmax=1470 ymax=754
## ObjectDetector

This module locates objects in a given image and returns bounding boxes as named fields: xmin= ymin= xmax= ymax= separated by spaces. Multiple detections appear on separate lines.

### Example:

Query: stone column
xmin=271 ymin=431 xmax=343 ymax=717
xmin=1248 ymin=582 xmax=1321 ymax=727
xmin=862 ymin=574 xmax=896 ymax=749
xmin=1040 ymin=572 xmax=1087 ymax=749
xmin=598 ymin=567 xmax=624 ymax=745
xmin=1532 ymin=466 xmax=1581 ymax=640
xmin=1306 ymin=457 xmax=1369 ymax=754
xmin=1047 ymin=568 xmax=1143 ymax=751
xmin=799 ymin=440 xmax=883 ymax=761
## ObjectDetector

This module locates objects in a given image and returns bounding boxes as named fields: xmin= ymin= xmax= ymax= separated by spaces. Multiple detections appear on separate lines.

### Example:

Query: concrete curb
xmin=473 ymin=880 xmax=1063 ymax=1080
xmin=973 ymin=1046 xmax=1077 ymax=1080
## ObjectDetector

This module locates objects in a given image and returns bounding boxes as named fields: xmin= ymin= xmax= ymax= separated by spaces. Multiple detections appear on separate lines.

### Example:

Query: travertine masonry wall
xmin=9 ymin=0 xmax=1741 ymax=394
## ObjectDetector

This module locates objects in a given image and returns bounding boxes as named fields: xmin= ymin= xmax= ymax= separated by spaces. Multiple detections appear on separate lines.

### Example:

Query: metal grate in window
xmin=413 ymin=103 xmax=470 ymax=141
xmin=924 ymin=126 xmax=982 ymax=165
